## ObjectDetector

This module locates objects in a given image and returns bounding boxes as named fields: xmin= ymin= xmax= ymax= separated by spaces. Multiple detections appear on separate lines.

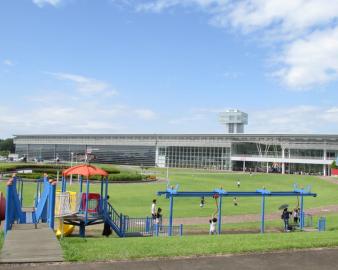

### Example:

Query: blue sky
xmin=1 ymin=0 xmax=338 ymax=137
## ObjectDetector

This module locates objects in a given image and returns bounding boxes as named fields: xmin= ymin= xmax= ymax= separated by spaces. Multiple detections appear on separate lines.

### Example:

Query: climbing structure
xmin=4 ymin=174 xmax=56 ymax=235
xmin=59 ymin=164 xmax=155 ymax=237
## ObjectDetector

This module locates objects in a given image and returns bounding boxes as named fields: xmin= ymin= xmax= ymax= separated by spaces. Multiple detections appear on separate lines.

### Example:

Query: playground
xmin=0 ymin=164 xmax=338 ymax=262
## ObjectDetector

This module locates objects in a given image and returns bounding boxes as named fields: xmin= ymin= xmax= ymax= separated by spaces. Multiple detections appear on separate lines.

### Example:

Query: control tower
xmin=219 ymin=109 xmax=248 ymax=134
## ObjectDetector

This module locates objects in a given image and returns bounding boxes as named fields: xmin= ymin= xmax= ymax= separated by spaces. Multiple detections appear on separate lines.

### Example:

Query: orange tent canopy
xmin=62 ymin=164 xmax=108 ymax=177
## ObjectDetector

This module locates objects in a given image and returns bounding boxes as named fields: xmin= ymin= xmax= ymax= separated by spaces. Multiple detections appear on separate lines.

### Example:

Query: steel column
xmin=217 ymin=196 xmax=222 ymax=234
xmin=261 ymin=195 xmax=265 ymax=233
xmin=168 ymin=196 xmax=174 ymax=236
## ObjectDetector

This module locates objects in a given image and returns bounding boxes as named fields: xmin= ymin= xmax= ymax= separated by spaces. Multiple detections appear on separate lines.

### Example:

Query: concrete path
xmin=1 ymin=248 xmax=338 ymax=270
xmin=0 ymin=224 xmax=63 ymax=263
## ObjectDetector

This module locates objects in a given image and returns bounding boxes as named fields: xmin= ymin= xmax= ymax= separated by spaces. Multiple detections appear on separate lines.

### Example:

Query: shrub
xmin=107 ymin=172 xmax=143 ymax=182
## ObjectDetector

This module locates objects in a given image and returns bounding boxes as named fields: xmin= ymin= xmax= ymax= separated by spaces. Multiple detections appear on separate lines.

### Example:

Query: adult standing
xmin=281 ymin=208 xmax=292 ymax=232
xmin=151 ymin=199 xmax=157 ymax=221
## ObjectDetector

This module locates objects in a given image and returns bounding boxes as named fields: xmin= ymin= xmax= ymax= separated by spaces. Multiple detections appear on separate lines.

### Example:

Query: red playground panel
xmin=81 ymin=193 xmax=101 ymax=213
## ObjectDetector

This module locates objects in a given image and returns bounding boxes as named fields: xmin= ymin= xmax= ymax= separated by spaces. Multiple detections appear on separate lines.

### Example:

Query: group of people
xmin=281 ymin=207 xmax=300 ymax=232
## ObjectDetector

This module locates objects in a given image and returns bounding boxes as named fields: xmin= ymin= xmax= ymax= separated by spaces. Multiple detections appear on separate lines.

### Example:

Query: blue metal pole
xmin=217 ymin=196 xmax=222 ymax=235
xmin=169 ymin=195 xmax=174 ymax=236
xmin=300 ymin=195 xmax=304 ymax=230
xmin=5 ymin=182 xmax=13 ymax=235
xmin=48 ymin=181 xmax=56 ymax=229
xmin=119 ymin=213 xmax=123 ymax=236
xmin=104 ymin=177 xmax=108 ymax=214
xmin=85 ymin=178 xmax=89 ymax=225
xmin=61 ymin=176 xmax=66 ymax=192
xmin=100 ymin=177 xmax=104 ymax=213
xmin=261 ymin=195 xmax=265 ymax=233
xmin=20 ymin=178 xmax=23 ymax=207
xmin=79 ymin=176 xmax=83 ymax=193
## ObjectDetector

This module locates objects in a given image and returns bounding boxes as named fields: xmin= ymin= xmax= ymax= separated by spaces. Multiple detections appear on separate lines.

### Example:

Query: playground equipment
xmin=59 ymin=164 xmax=166 ymax=237
xmin=318 ymin=217 xmax=326 ymax=232
xmin=3 ymin=164 xmax=178 ymax=238
xmin=55 ymin=191 xmax=77 ymax=237
xmin=4 ymin=174 xmax=56 ymax=235
xmin=157 ymin=185 xmax=317 ymax=235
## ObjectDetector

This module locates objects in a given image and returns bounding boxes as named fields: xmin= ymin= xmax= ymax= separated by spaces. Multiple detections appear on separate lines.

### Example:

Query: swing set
xmin=157 ymin=185 xmax=317 ymax=235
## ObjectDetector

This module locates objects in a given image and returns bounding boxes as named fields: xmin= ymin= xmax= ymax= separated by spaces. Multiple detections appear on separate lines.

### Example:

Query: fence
xmin=318 ymin=217 xmax=326 ymax=232
xmin=304 ymin=213 xmax=313 ymax=227
xmin=152 ymin=223 xmax=183 ymax=237
xmin=122 ymin=216 xmax=183 ymax=237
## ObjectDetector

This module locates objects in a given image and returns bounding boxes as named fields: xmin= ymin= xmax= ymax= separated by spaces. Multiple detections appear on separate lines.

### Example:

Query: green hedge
xmin=0 ymin=163 xmax=67 ymax=172
xmin=0 ymin=163 xmax=120 ymax=174
xmin=107 ymin=172 xmax=143 ymax=181
xmin=16 ymin=173 xmax=57 ymax=179
xmin=15 ymin=172 xmax=143 ymax=182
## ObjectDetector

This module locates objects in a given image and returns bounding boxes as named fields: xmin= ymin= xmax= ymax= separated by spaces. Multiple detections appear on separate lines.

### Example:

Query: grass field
xmin=1 ymin=166 xmax=337 ymax=218
xmin=2 ymin=165 xmax=338 ymax=262
xmin=61 ymin=229 xmax=338 ymax=261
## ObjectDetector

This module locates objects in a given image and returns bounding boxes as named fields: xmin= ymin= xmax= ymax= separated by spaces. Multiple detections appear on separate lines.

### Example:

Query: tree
xmin=0 ymin=138 xmax=15 ymax=153
xmin=331 ymin=160 xmax=337 ymax=169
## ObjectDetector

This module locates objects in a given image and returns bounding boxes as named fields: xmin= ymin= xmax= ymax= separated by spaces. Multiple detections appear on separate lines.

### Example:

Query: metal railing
xmin=123 ymin=216 xmax=153 ymax=235
xmin=152 ymin=223 xmax=183 ymax=237
xmin=106 ymin=201 xmax=121 ymax=228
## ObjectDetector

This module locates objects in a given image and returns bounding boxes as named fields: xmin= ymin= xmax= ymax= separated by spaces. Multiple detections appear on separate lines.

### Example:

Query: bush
xmin=0 ymin=163 xmax=68 ymax=172
xmin=107 ymin=172 xmax=143 ymax=182
xmin=145 ymin=175 xmax=157 ymax=181
xmin=94 ymin=164 xmax=120 ymax=174
xmin=331 ymin=160 xmax=337 ymax=169
xmin=16 ymin=173 xmax=57 ymax=179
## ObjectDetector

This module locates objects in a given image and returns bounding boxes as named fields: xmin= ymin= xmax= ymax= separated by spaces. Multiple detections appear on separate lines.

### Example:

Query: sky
xmin=1 ymin=0 xmax=338 ymax=138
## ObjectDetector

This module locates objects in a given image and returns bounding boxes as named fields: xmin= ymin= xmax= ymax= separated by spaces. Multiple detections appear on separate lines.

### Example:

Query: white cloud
xmin=3 ymin=59 xmax=14 ymax=66
xmin=247 ymin=106 xmax=338 ymax=133
xmin=50 ymin=72 xmax=119 ymax=97
xmin=276 ymin=27 xmax=338 ymax=89
xmin=135 ymin=0 xmax=338 ymax=89
xmin=134 ymin=109 xmax=157 ymax=120
xmin=32 ymin=0 xmax=62 ymax=7
xmin=169 ymin=114 xmax=206 ymax=125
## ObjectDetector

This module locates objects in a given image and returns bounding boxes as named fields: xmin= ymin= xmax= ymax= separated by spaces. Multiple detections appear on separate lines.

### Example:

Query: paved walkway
xmin=0 ymin=224 xmax=63 ymax=263
xmin=1 ymin=248 xmax=338 ymax=270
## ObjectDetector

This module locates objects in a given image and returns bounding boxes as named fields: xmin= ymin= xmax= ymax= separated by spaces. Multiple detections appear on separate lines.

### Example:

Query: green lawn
xmin=2 ymin=165 xmax=338 ymax=262
xmin=1 ymin=167 xmax=338 ymax=218
xmin=61 ymin=230 xmax=338 ymax=261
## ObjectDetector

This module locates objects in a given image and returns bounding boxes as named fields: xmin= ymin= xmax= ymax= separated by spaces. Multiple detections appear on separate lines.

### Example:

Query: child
xmin=156 ymin=207 xmax=163 ymax=231
xmin=200 ymin=196 xmax=205 ymax=208
xmin=233 ymin=197 xmax=238 ymax=206
xmin=209 ymin=217 xmax=217 ymax=235
xmin=237 ymin=180 xmax=240 ymax=188
xmin=293 ymin=208 xmax=299 ymax=224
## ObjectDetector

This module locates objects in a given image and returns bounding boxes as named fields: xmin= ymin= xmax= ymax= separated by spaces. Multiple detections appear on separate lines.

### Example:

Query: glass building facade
xmin=13 ymin=134 xmax=338 ymax=175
